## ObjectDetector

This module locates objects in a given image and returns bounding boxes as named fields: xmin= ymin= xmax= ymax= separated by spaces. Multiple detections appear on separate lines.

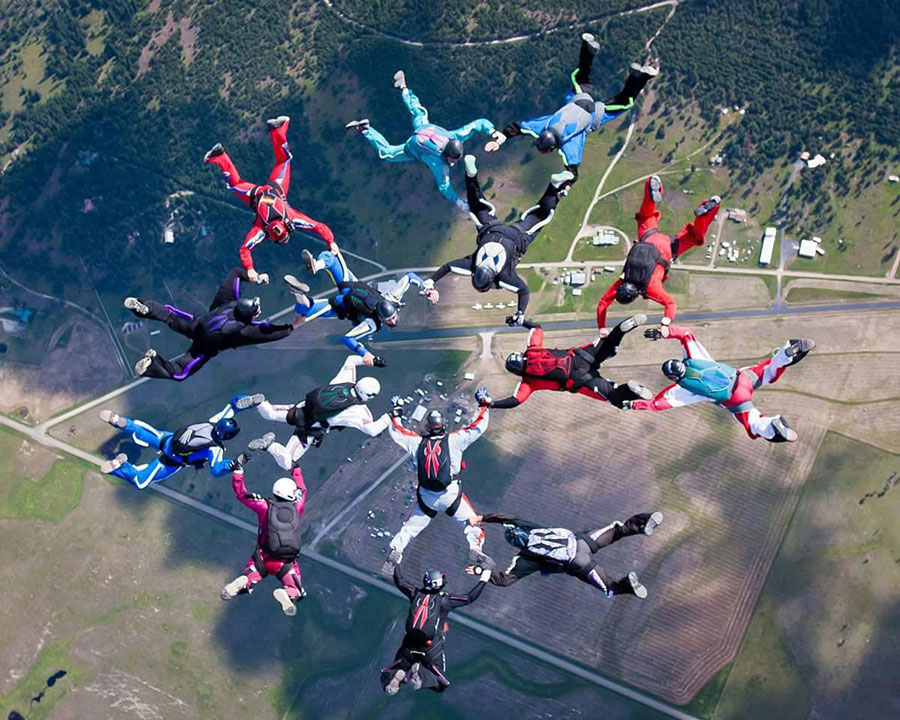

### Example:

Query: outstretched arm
xmin=498 ymin=272 xmax=529 ymax=313
xmin=491 ymin=381 xmax=534 ymax=409
xmin=645 ymin=269 xmax=677 ymax=326
xmin=451 ymin=406 xmax=489 ymax=452
xmin=428 ymin=255 xmax=474 ymax=284
xmin=343 ymin=319 xmax=378 ymax=357
xmin=287 ymin=207 xmax=335 ymax=248
xmin=595 ymin=278 xmax=621 ymax=329
xmin=330 ymin=354 xmax=363 ymax=384
xmin=292 ymin=466 xmax=308 ymax=518
xmin=236 ymin=320 xmax=295 ymax=346
xmin=230 ymin=469 xmax=268 ymax=523
xmin=239 ymin=224 xmax=266 ymax=275
xmin=449 ymin=118 xmax=495 ymax=144
xmin=393 ymin=564 xmax=416 ymax=600
xmin=479 ymin=512 xmax=539 ymax=531
xmin=387 ymin=416 xmax=422 ymax=456
xmin=664 ymin=325 xmax=713 ymax=361
xmin=210 ymin=267 xmax=251 ymax=311
xmin=426 ymin=160 xmax=459 ymax=205
xmin=448 ymin=571 xmax=491 ymax=609
xmin=630 ymin=382 xmax=715 ymax=411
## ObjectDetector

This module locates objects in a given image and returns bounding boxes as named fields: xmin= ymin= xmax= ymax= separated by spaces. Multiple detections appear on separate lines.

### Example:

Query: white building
xmin=569 ymin=271 xmax=586 ymax=286
xmin=798 ymin=238 xmax=818 ymax=259
xmin=759 ymin=227 xmax=777 ymax=266
xmin=410 ymin=405 xmax=428 ymax=422
xmin=592 ymin=230 xmax=619 ymax=246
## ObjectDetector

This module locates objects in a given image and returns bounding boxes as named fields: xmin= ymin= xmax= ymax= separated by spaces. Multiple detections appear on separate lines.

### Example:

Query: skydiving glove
xmin=230 ymin=452 xmax=250 ymax=472
xmin=475 ymin=386 xmax=492 ymax=407
xmin=620 ymin=400 xmax=635 ymax=410
xmin=506 ymin=311 xmax=525 ymax=327
xmin=455 ymin=198 xmax=470 ymax=213
xmin=644 ymin=328 xmax=664 ymax=341
xmin=373 ymin=356 xmax=387 ymax=368
xmin=484 ymin=130 xmax=507 ymax=153
xmin=390 ymin=401 xmax=404 ymax=419
xmin=255 ymin=273 xmax=270 ymax=285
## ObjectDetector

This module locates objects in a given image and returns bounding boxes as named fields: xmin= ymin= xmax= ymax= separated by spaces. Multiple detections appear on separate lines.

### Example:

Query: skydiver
xmin=421 ymin=155 xmax=573 ymax=325
xmin=626 ymin=325 xmax=815 ymax=442
xmin=485 ymin=34 xmax=658 ymax=184
xmin=124 ymin=266 xmax=305 ymax=381
xmin=247 ymin=354 xmax=389 ymax=471
xmin=98 ymin=394 xmax=262 ymax=489
xmin=204 ymin=115 xmax=334 ymax=282
xmin=489 ymin=316 xmax=652 ymax=409
xmin=345 ymin=71 xmax=495 ymax=212
xmin=382 ymin=564 xmax=491 ymax=695
xmin=380 ymin=388 xmax=494 ymax=577
xmin=465 ymin=510 xmax=663 ymax=597
xmin=595 ymin=175 xmax=721 ymax=332
xmin=286 ymin=243 xmax=432 ymax=364
xmin=221 ymin=453 xmax=308 ymax=616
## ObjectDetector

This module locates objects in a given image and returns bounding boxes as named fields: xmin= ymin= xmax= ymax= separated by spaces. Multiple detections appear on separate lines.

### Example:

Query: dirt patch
xmin=137 ymin=12 xmax=177 ymax=78
xmin=178 ymin=17 xmax=198 ymax=66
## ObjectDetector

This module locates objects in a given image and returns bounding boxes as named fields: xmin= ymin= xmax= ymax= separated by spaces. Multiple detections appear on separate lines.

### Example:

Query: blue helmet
xmin=213 ymin=417 xmax=240 ymax=444
xmin=504 ymin=526 xmax=529 ymax=549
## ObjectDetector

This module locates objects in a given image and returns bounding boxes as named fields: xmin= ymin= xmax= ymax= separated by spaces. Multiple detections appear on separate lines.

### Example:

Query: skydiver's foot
xmin=134 ymin=355 xmax=154 ymax=376
xmin=464 ymin=154 xmax=478 ymax=178
xmin=235 ymin=393 xmax=266 ymax=410
xmin=393 ymin=70 xmax=406 ymax=90
xmin=648 ymin=174 xmax=664 ymax=203
xmin=301 ymin=248 xmax=326 ymax=275
xmin=345 ymin=119 xmax=370 ymax=133
xmin=266 ymin=115 xmax=290 ymax=130
xmin=124 ymin=297 xmax=149 ymax=316
xmin=551 ymin=170 xmax=575 ymax=191
xmin=100 ymin=453 xmax=128 ymax=474
xmin=630 ymin=61 xmax=659 ymax=79
xmin=626 ymin=380 xmax=654 ymax=401
xmin=468 ymin=549 xmax=495 ymax=570
xmin=694 ymin=196 xmax=721 ymax=217
xmin=784 ymin=338 xmax=816 ymax=365
xmin=643 ymin=511 xmax=664 ymax=536
xmin=408 ymin=663 xmax=423 ymax=690
xmin=221 ymin=575 xmax=249 ymax=601
xmin=99 ymin=410 xmax=127 ymax=429
xmin=380 ymin=549 xmax=403 ymax=578
xmin=297 ymin=586 xmax=308 ymax=601
xmin=248 ymin=432 xmax=276 ymax=452
xmin=385 ymin=669 xmax=406 ymax=696
xmin=628 ymin=571 xmax=648 ymax=599
xmin=581 ymin=32 xmax=600 ymax=55
xmin=273 ymin=588 xmax=297 ymax=616
xmin=284 ymin=274 xmax=311 ymax=294
xmin=203 ymin=143 xmax=224 ymax=162
xmin=619 ymin=313 xmax=648 ymax=334
xmin=769 ymin=416 xmax=798 ymax=443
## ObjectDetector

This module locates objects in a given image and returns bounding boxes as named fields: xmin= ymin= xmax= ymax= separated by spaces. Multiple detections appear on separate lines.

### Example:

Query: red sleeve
xmin=240 ymin=222 xmax=266 ymax=271
xmin=645 ymin=267 xmax=676 ymax=322
xmin=455 ymin=405 xmax=488 ymax=433
xmin=596 ymin=279 xmax=621 ymax=329
xmin=630 ymin=384 xmax=676 ymax=411
xmin=526 ymin=327 xmax=544 ymax=348
xmin=288 ymin=207 xmax=335 ymax=247
xmin=232 ymin=471 xmax=268 ymax=521
xmin=391 ymin=416 xmax=421 ymax=437
xmin=513 ymin=380 xmax=535 ymax=404
xmin=292 ymin=467 xmax=307 ymax=518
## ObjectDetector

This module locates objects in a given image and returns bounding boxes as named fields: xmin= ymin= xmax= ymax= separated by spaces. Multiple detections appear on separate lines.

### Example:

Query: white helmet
xmin=355 ymin=376 xmax=381 ymax=402
xmin=272 ymin=477 xmax=298 ymax=501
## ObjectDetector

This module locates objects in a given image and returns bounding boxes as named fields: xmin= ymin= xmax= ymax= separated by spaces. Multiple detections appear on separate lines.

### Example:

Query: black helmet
xmin=425 ymin=410 xmax=445 ymax=436
xmin=213 ymin=417 xmax=240 ymax=444
xmin=505 ymin=352 xmax=526 ymax=375
xmin=662 ymin=359 xmax=686 ymax=381
xmin=442 ymin=138 xmax=463 ymax=162
xmin=472 ymin=265 xmax=497 ymax=292
xmin=375 ymin=297 xmax=398 ymax=324
xmin=234 ymin=296 xmax=261 ymax=322
xmin=615 ymin=281 xmax=640 ymax=304
xmin=423 ymin=568 xmax=445 ymax=591
xmin=535 ymin=128 xmax=561 ymax=153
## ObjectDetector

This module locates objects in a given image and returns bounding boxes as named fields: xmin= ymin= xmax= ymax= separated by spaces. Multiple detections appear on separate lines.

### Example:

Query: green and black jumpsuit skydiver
xmin=380 ymin=565 xmax=488 ymax=693
xmin=480 ymin=512 xmax=653 ymax=596
xmin=127 ymin=267 xmax=295 ymax=381
xmin=496 ymin=35 xmax=656 ymax=183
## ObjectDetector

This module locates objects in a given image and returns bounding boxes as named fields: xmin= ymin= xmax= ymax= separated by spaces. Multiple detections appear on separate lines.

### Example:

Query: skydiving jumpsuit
xmin=498 ymin=39 xmax=655 ymax=182
xmin=386 ymin=407 xmax=490 ymax=561
xmin=630 ymin=325 xmax=798 ymax=440
xmin=481 ymin=512 xmax=652 ymax=596
xmin=295 ymin=247 xmax=424 ymax=356
xmin=129 ymin=267 xmax=296 ymax=381
xmin=229 ymin=466 xmax=306 ymax=601
xmin=381 ymin=565 xmax=490 ymax=693
xmin=596 ymin=176 xmax=720 ymax=328
xmin=491 ymin=322 xmax=645 ymax=408
xmin=257 ymin=355 xmax=391 ymax=470
xmin=361 ymin=85 xmax=494 ymax=209
xmin=103 ymin=396 xmax=250 ymax=489
xmin=425 ymin=169 xmax=563 ymax=316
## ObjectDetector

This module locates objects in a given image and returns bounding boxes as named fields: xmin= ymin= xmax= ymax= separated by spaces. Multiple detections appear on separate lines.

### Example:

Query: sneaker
xmin=648 ymin=175 xmax=664 ymax=203
xmin=408 ymin=663 xmax=423 ymax=691
xmin=581 ymin=32 xmax=600 ymax=54
xmin=464 ymin=154 xmax=478 ymax=178
xmin=235 ymin=393 xmax=265 ymax=410
xmin=124 ymin=297 xmax=149 ymax=316
xmin=694 ymin=196 xmax=721 ymax=216
xmin=100 ymin=453 xmax=128 ymax=474
xmin=551 ymin=170 xmax=575 ymax=189
xmin=643 ymin=511 xmax=664 ymax=536
xmin=784 ymin=338 xmax=815 ymax=365
xmin=301 ymin=248 xmax=324 ymax=275
xmin=203 ymin=143 xmax=224 ymax=162
xmin=248 ymin=432 xmax=276 ymax=452
xmin=99 ymin=410 xmax=126 ymax=428
xmin=393 ymin=70 xmax=406 ymax=90
xmin=221 ymin=575 xmax=249 ymax=600
xmin=385 ymin=669 xmax=406 ymax=696
xmin=769 ymin=416 xmax=798 ymax=443
xmin=641 ymin=62 xmax=660 ymax=77
xmin=273 ymin=588 xmax=297 ymax=616
xmin=284 ymin=273 xmax=311 ymax=294
xmin=135 ymin=356 xmax=153 ymax=376
xmin=626 ymin=380 xmax=653 ymax=400
xmin=266 ymin=115 xmax=290 ymax=130
xmin=345 ymin=119 xmax=370 ymax=133
xmin=144 ymin=348 xmax=157 ymax=358
xmin=628 ymin=571 xmax=648 ymax=599
xmin=620 ymin=313 xmax=648 ymax=334
xmin=468 ymin=549 xmax=495 ymax=570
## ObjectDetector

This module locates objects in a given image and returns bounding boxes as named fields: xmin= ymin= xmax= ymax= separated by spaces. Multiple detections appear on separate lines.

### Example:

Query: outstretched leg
xmin=401 ymin=86 xmax=430 ymax=131
xmin=128 ymin=299 xmax=196 ymax=338
xmin=106 ymin=455 xmax=182 ymax=489
xmin=205 ymin=148 xmax=257 ymax=206
xmin=266 ymin=116 xmax=292 ymax=193
xmin=445 ymin=492 xmax=490 ymax=565
xmin=388 ymin=504 xmax=433 ymax=562
xmin=361 ymin=125 xmax=413 ymax=163
xmin=672 ymin=197 xmax=721 ymax=256
xmin=584 ymin=513 xmax=656 ymax=550
xmin=572 ymin=33 xmax=600 ymax=90
xmin=515 ymin=173 xmax=572 ymax=236
xmin=635 ymin=175 xmax=664 ymax=239
xmin=463 ymin=163 xmax=499 ymax=228
xmin=140 ymin=349 xmax=210 ymax=382
xmin=267 ymin=435 xmax=309 ymax=471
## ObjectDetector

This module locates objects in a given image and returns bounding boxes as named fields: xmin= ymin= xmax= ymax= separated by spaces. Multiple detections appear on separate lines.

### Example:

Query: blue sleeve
xmin=343 ymin=319 xmax=377 ymax=356
xmin=596 ymin=107 xmax=628 ymax=128
xmin=449 ymin=118 xmax=495 ymax=144
xmin=561 ymin=132 xmax=586 ymax=166
xmin=404 ymin=272 xmax=424 ymax=288
xmin=208 ymin=452 xmax=232 ymax=478
xmin=519 ymin=114 xmax=552 ymax=138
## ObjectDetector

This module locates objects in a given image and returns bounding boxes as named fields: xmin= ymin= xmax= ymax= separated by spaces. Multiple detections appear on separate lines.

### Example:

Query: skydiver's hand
xmin=644 ymin=327 xmax=668 ymax=341
xmin=230 ymin=452 xmax=250 ymax=472
xmin=467 ymin=514 xmax=483 ymax=527
xmin=455 ymin=198 xmax=470 ymax=213
xmin=373 ymin=355 xmax=387 ymax=368
xmin=424 ymin=288 xmax=440 ymax=303
xmin=598 ymin=327 xmax=611 ymax=339
xmin=484 ymin=130 xmax=507 ymax=153
xmin=506 ymin=311 xmax=525 ymax=327
xmin=361 ymin=352 xmax=376 ymax=367
xmin=464 ymin=564 xmax=477 ymax=575
xmin=247 ymin=268 xmax=260 ymax=283
xmin=255 ymin=272 xmax=270 ymax=285
xmin=329 ymin=241 xmax=340 ymax=254
xmin=390 ymin=403 xmax=403 ymax=419
xmin=475 ymin=386 xmax=492 ymax=407
xmin=620 ymin=400 xmax=634 ymax=410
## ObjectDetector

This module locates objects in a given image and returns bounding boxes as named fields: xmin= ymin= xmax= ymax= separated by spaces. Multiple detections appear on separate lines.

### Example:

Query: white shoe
xmin=408 ymin=663 xmax=422 ymax=690
xmin=135 ymin=356 xmax=153 ymax=376
xmin=203 ymin=143 xmax=224 ymax=162
xmin=784 ymin=338 xmax=815 ymax=365
xmin=627 ymin=381 xmax=653 ymax=400
xmin=124 ymin=297 xmax=149 ymax=315
xmin=694 ymin=196 xmax=721 ymax=216
xmin=248 ymin=432 xmax=276 ymax=452
xmin=235 ymin=393 xmax=265 ymax=410
xmin=300 ymin=248 xmax=325 ymax=275
xmin=551 ymin=170 xmax=575 ymax=189
xmin=345 ymin=119 xmax=370 ymax=133
xmin=620 ymin=313 xmax=647 ymax=333
xmin=100 ymin=453 xmax=128 ymax=474
xmin=641 ymin=63 xmax=660 ymax=77
xmin=644 ymin=511 xmax=663 ymax=536
xmin=274 ymin=588 xmax=297 ymax=616
xmin=393 ymin=70 xmax=406 ymax=90
xmin=266 ymin=115 xmax=290 ymax=130
xmin=99 ymin=410 xmax=127 ymax=428
xmin=221 ymin=575 xmax=249 ymax=600
xmin=770 ymin=416 xmax=798 ymax=443
xmin=464 ymin=154 xmax=478 ymax=178
xmin=628 ymin=571 xmax=648 ymax=599
xmin=582 ymin=33 xmax=600 ymax=53
xmin=385 ymin=669 xmax=406 ymax=696
xmin=648 ymin=175 xmax=663 ymax=203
